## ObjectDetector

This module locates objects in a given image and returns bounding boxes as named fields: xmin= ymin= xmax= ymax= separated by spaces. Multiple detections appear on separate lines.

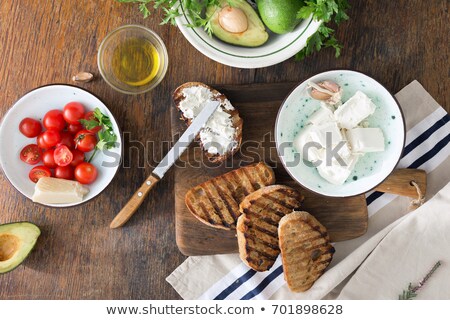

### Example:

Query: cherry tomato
xmin=67 ymin=123 xmax=83 ymax=135
xmin=19 ymin=118 xmax=42 ymax=138
xmin=75 ymin=130 xmax=97 ymax=152
xmin=37 ymin=133 xmax=51 ymax=149
xmin=83 ymin=111 xmax=101 ymax=133
xmin=70 ymin=149 xmax=85 ymax=167
xmin=42 ymin=149 xmax=57 ymax=169
xmin=20 ymin=144 xmax=42 ymax=165
xmin=55 ymin=165 xmax=74 ymax=180
xmin=43 ymin=109 xmax=65 ymax=131
xmin=74 ymin=162 xmax=98 ymax=184
xmin=54 ymin=145 xmax=73 ymax=167
xmin=42 ymin=130 xmax=61 ymax=148
xmin=63 ymin=102 xmax=85 ymax=125
xmin=59 ymin=131 xmax=75 ymax=149
xmin=29 ymin=165 xmax=51 ymax=183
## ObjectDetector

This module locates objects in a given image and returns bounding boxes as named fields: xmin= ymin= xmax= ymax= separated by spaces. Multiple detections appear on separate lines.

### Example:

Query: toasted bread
xmin=278 ymin=211 xmax=335 ymax=292
xmin=173 ymin=82 xmax=243 ymax=163
xmin=236 ymin=185 xmax=304 ymax=271
xmin=185 ymin=162 xmax=275 ymax=230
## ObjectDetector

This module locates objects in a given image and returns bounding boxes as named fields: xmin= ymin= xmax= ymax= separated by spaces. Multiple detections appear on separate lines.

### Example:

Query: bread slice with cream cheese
xmin=173 ymin=82 xmax=243 ymax=163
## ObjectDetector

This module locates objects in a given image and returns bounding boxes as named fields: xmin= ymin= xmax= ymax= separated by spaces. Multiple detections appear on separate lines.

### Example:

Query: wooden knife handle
xmin=374 ymin=168 xmax=427 ymax=198
xmin=110 ymin=174 xmax=160 ymax=229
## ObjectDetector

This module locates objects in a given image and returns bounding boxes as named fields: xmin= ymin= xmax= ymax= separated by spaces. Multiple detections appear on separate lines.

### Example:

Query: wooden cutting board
xmin=170 ymin=83 xmax=424 ymax=256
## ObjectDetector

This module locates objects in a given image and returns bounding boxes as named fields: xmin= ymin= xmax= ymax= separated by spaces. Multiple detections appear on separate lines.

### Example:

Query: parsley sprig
xmin=80 ymin=108 xmax=118 ymax=162
xmin=116 ymin=0 xmax=350 ymax=60
xmin=116 ymin=0 xmax=221 ymax=35
xmin=296 ymin=0 xmax=350 ymax=60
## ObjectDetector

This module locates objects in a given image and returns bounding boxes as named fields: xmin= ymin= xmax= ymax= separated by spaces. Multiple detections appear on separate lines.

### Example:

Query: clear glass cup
xmin=98 ymin=25 xmax=168 ymax=95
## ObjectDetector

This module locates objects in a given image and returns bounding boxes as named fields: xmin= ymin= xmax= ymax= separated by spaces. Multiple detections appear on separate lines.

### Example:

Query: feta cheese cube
xmin=346 ymin=127 xmax=385 ymax=153
xmin=334 ymin=91 xmax=377 ymax=129
xmin=293 ymin=127 xmax=323 ymax=162
xmin=317 ymin=154 xmax=359 ymax=185
xmin=309 ymin=104 xmax=335 ymax=125
xmin=309 ymin=121 xmax=343 ymax=148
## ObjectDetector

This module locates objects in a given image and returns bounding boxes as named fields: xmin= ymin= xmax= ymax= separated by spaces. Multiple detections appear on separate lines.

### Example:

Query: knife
xmin=110 ymin=100 xmax=220 ymax=229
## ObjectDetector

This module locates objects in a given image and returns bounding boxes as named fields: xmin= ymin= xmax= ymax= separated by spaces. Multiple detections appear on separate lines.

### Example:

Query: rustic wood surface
xmin=0 ymin=0 xmax=448 ymax=299
xmin=172 ymin=83 xmax=370 ymax=256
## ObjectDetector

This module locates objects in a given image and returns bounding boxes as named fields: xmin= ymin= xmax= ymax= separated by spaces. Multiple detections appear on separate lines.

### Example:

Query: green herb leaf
xmin=79 ymin=107 xmax=118 ymax=162
xmin=296 ymin=0 xmax=350 ymax=60
xmin=79 ymin=119 xmax=99 ymax=131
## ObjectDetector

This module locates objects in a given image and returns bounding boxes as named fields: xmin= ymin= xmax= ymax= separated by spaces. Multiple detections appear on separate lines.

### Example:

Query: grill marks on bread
xmin=185 ymin=163 xmax=275 ymax=229
xmin=237 ymin=185 xmax=304 ymax=271
xmin=278 ymin=211 xmax=335 ymax=292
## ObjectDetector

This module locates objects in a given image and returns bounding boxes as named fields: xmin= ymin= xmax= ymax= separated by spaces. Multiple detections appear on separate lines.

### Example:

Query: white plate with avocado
xmin=175 ymin=0 xmax=321 ymax=68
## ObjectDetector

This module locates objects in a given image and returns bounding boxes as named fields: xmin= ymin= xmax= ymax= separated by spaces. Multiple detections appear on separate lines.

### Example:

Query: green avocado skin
xmin=256 ymin=0 xmax=304 ymax=34
xmin=208 ymin=0 xmax=269 ymax=47
xmin=0 ymin=222 xmax=41 ymax=274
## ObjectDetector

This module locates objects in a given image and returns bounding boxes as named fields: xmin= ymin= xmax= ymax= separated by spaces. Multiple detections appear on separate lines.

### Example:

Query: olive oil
xmin=111 ymin=38 xmax=160 ymax=87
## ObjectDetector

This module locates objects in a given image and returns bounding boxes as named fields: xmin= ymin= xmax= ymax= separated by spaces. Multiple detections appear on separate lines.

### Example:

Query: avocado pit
xmin=218 ymin=6 xmax=248 ymax=33
xmin=0 ymin=234 xmax=20 ymax=262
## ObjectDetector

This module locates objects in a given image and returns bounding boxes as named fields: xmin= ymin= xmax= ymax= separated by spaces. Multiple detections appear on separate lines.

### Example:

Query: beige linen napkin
xmin=337 ymin=182 xmax=450 ymax=299
xmin=167 ymin=81 xmax=450 ymax=299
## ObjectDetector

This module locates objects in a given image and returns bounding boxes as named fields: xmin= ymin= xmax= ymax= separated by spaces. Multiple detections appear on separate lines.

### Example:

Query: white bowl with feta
xmin=275 ymin=70 xmax=405 ymax=197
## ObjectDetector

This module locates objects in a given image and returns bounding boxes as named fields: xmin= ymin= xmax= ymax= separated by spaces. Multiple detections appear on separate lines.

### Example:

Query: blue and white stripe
xmin=199 ymin=107 xmax=450 ymax=300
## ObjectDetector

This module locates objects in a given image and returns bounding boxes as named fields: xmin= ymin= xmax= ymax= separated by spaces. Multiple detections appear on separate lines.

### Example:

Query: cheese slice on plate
xmin=346 ymin=127 xmax=385 ymax=153
xmin=317 ymin=154 xmax=359 ymax=185
xmin=309 ymin=104 xmax=335 ymax=125
xmin=32 ymin=177 xmax=90 ymax=204
xmin=334 ymin=91 xmax=376 ymax=129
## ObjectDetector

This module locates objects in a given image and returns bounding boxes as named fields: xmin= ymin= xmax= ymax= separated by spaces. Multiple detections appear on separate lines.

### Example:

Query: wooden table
xmin=0 ymin=1 xmax=448 ymax=299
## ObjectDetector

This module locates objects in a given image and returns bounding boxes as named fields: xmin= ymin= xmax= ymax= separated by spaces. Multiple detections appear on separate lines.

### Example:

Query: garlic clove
xmin=308 ymin=80 xmax=342 ymax=104
xmin=310 ymin=89 xmax=333 ymax=101
xmin=218 ymin=6 xmax=248 ymax=34
xmin=72 ymin=72 xmax=94 ymax=83
xmin=321 ymin=80 xmax=340 ymax=93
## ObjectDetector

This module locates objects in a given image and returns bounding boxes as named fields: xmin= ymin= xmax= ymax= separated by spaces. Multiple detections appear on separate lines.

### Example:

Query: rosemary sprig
xmin=399 ymin=261 xmax=442 ymax=300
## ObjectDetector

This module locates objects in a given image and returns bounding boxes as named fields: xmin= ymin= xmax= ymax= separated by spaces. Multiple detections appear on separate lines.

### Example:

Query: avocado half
xmin=0 ymin=222 xmax=41 ymax=274
xmin=207 ymin=0 xmax=269 ymax=47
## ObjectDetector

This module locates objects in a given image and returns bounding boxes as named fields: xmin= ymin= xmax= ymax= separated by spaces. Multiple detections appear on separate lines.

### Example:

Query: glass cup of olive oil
xmin=98 ymin=25 xmax=168 ymax=94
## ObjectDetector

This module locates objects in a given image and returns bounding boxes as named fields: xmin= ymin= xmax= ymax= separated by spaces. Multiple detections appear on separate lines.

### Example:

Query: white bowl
xmin=175 ymin=3 xmax=321 ymax=68
xmin=275 ymin=70 xmax=406 ymax=197
xmin=0 ymin=85 xmax=122 ymax=207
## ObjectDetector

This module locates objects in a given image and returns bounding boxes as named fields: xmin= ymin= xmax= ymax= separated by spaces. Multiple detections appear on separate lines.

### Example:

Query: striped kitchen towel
xmin=166 ymin=80 xmax=450 ymax=300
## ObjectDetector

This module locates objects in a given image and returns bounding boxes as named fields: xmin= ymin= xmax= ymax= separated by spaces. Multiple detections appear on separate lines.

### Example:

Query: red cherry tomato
xmin=67 ymin=123 xmax=83 ymax=135
xmin=29 ymin=165 xmax=52 ymax=183
xmin=19 ymin=118 xmax=42 ymax=138
xmin=74 ymin=162 xmax=98 ymax=184
xmin=54 ymin=145 xmax=73 ymax=167
xmin=59 ymin=131 xmax=75 ymax=149
xmin=42 ymin=149 xmax=57 ymax=168
xmin=42 ymin=130 xmax=61 ymax=148
xmin=74 ymin=130 xmax=97 ymax=152
xmin=43 ymin=110 xmax=65 ymax=131
xmin=20 ymin=144 xmax=42 ymax=165
xmin=83 ymin=111 xmax=101 ymax=133
xmin=63 ymin=102 xmax=85 ymax=125
xmin=70 ymin=149 xmax=85 ymax=167
xmin=37 ymin=133 xmax=51 ymax=149
xmin=55 ymin=165 xmax=74 ymax=180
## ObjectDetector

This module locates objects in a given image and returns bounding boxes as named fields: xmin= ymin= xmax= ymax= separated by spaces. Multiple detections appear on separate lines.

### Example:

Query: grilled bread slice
xmin=236 ymin=185 xmax=304 ymax=272
xmin=185 ymin=162 xmax=275 ymax=230
xmin=278 ymin=211 xmax=335 ymax=292
xmin=173 ymin=82 xmax=243 ymax=163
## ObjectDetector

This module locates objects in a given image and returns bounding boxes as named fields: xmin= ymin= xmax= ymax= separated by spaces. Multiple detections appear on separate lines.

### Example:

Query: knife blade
xmin=110 ymin=100 xmax=220 ymax=228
